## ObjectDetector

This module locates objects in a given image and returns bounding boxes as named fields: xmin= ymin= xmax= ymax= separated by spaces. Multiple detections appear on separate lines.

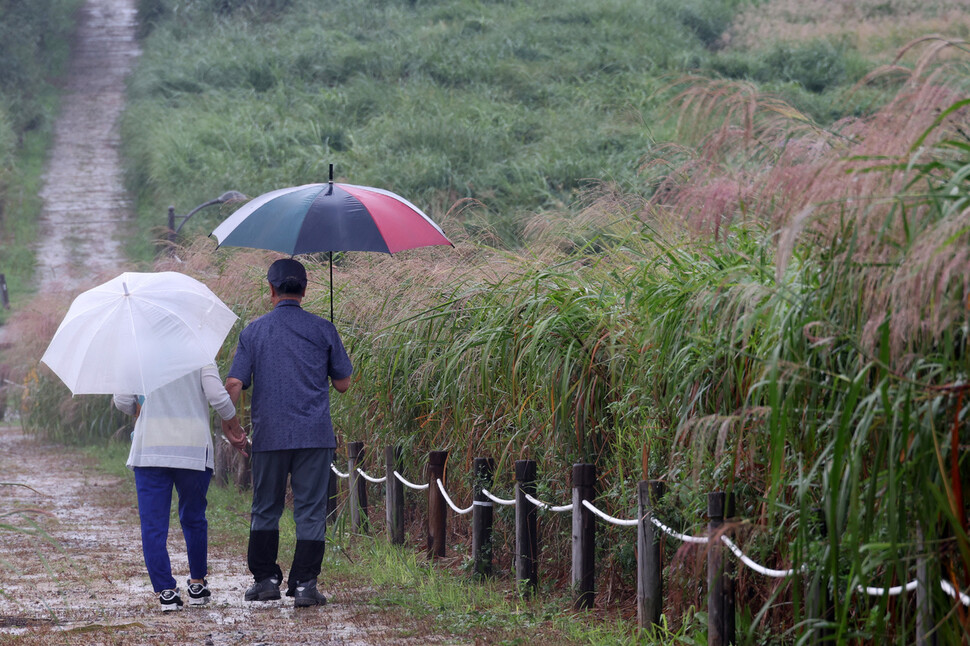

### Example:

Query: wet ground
xmin=0 ymin=425 xmax=431 ymax=645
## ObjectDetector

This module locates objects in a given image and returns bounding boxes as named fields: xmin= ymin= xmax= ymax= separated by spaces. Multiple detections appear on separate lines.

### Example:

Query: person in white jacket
xmin=113 ymin=363 xmax=247 ymax=611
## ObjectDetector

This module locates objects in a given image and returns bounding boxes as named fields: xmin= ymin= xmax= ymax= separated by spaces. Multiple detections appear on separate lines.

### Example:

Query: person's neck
xmin=271 ymin=294 xmax=303 ymax=306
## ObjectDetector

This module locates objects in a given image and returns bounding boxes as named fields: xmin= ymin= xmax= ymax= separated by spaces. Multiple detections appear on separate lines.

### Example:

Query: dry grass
xmin=647 ymin=38 xmax=970 ymax=362
xmin=724 ymin=0 xmax=970 ymax=61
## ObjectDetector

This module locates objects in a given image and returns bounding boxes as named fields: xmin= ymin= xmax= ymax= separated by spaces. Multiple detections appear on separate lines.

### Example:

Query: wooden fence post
xmin=1 ymin=273 xmax=9 ymax=309
xmin=213 ymin=441 xmax=229 ymax=486
xmin=808 ymin=508 xmax=832 ymax=646
xmin=916 ymin=524 xmax=937 ymax=646
xmin=638 ymin=479 xmax=665 ymax=628
xmin=708 ymin=491 xmax=735 ymax=646
xmin=472 ymin=457 xmax=495 ymax=580
xmin=572 ymin=463 xmax=596 ymax=610
xmin=327 ymin=457 xmax=338 ymax=525
xmin=386 ymin=445 xmax=405 ymax=545
xmin=427 ymin=450 xmax=448 ymax=558
xmin=515 ymin=459 xmax=538 ymax=596
xmin=348 ymin=441 xmax=368 ymax=533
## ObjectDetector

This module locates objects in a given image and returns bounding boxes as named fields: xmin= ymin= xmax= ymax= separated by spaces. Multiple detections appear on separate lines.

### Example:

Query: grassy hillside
xmin=121 ymin=0 xmax=944 ymax=254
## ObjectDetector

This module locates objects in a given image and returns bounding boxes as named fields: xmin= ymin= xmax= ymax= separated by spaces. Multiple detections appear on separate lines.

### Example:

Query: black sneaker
xmin=244 ymin=576 xmax=281 ymax=601
xmin=293 ymin=578 xmax=327 ymax=608
xmin=159 ymin=588 xmax=184 ymax=611
xmin=187 ymin=579 xmax=211 ymax=606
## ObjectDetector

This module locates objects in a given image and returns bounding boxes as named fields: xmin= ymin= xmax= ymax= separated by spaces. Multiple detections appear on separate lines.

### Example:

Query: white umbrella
xmin=40 ymin=271 xmax=238 ymax=395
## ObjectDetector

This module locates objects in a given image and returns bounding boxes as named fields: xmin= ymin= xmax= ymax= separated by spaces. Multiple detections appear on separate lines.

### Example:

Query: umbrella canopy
xmin=210 ymin=167 xmax=453 ymax=319
xmin=210 ymin=181 xmax=452 ymax=256
xmin=40 ymin=271 xmax=238 ymax=396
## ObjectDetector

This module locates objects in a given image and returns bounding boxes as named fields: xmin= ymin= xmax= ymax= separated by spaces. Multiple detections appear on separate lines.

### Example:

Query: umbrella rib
xmin=130 ymin=284 xmax=237 ymax=361
xmin=134 ymin=295 xmax=223 ymax=357
xmin=124 ymin=291 xmax=149 ymax=396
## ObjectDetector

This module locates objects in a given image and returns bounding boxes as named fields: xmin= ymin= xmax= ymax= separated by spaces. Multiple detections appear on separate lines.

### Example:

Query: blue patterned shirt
xmin=228 ymin=299 xmax=353 ymax=452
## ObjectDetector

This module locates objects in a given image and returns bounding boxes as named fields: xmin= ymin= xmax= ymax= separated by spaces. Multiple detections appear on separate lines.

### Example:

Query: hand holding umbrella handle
xmin=221 ymin=416 xmax=249 ymax=457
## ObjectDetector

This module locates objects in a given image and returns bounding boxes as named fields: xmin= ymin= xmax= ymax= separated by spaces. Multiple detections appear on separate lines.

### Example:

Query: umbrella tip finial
xmin=123 ymin=282 xmax=130 ymax=296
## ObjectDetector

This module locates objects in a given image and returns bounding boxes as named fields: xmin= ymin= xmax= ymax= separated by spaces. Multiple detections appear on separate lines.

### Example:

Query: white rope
xmin=720 ymin=536 xmax=796 ymax=578
xmin=941 ymin=580 xmax=970 ymax=606
xmin=523 ymin=493 xmax=573 ymax=513
xmin=436 ymin=479 xmax=474 ymax=515
xmin=857 ymin=579 xmax=918 ymax=597
xmin=650 ymin=517 xmax=710 ymax=544
xmin=356 ymin=468 xmax=386 ymax=484
xmin=581 ymin=499 xmax=639 ymax=527
xmin=393 ymin=470 xmax=429 ymax=491
xmin=331 ymin=464 xmax=349 ymax=479
xmin=482 ymin=488 xmax=516 ymax=506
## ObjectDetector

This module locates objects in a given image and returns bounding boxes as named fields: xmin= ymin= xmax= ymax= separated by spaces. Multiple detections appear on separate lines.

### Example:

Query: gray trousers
xmin=250 ymin=447 xmax=333 ymax=542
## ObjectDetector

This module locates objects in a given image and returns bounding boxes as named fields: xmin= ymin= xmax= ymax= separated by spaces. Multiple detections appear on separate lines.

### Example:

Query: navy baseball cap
xmin=267 ymin=258 xmax=307 ymax=289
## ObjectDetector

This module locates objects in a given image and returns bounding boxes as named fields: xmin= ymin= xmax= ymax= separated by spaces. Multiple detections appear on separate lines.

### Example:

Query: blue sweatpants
xmin=133 ymin=466 xmax=211 ymax=592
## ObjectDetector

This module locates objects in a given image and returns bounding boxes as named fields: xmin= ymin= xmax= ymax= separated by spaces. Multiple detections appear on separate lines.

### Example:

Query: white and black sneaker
xmin=159 ymin=588 xmax=184 ymax=611
xmin=187 ymin=579 xmax=211 ymax=606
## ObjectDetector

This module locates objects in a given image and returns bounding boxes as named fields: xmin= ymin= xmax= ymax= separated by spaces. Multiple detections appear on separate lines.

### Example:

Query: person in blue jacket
xmin=225 ymin=258 xmax=353 ymax=608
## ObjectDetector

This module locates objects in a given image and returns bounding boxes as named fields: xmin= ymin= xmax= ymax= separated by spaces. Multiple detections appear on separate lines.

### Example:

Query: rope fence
xmin=482 ymin=488 xmax=515 ymax=506
xmin=437 ymin=478 xmax=474 ymax=515
xmin=321 ymin=444 xmax=970 ymax=643
xmin=393 ymin=470 xmax=429 ymax=491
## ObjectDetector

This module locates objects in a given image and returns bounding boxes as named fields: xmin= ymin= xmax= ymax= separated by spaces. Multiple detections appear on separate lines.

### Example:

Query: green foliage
xmin=0 ymin=0 xmax=81 ymax=133
xmin=0 ymin=0 xmax=81 ymax=315
xmin=118 ymin=0 xmax=746 ymax=250
xmin=658 ymin=0 xmax=739 ymax=49
xmin=710 ymin=37 xmax=872 ymax=94
xmin=20 ymin=371 xmax=131 ymax=445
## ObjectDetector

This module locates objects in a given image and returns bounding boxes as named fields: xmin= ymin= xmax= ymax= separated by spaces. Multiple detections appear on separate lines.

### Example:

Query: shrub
xmin=758 ymin=38 xmax=849 ymax=93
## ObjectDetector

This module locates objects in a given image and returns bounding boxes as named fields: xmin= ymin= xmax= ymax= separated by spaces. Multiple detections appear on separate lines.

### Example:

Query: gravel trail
xmin=0 ymin=425 xmax=403 ymax=645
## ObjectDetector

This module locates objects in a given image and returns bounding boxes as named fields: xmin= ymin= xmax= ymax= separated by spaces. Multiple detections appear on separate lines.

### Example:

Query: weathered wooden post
xmin=167 ymin=206 xmax=177 ymax=245
xmin=327 ymin=463 xmax=338 ymax=525
xmin=808 ymin=508 xmax=832 ymax=646
xmin=386 ymin=445 xmax=405 ymax=545
xmin=427 ymin=450 xmax=448 ymax=558
xmin=213 ymin=440 xmax=229 ymax=486
xmin=572 ymin=463 xmax=596 ymax=609
xmin=515 ymin=459 xmax=538 ymax=596
xmin=915 ymin=524 xmax=937 ymax=646
xmin=348 ymin=441 xmax=368 ymax=533
xmin=708 ymin=491 xmax=736 ymax=646
xmin=0 ymin=273 xmax=9 ymax=309
xmin=638 ymin=479 xmax=665 ymax=628
xmin=472 ymin=457 xmax=495 ymax=580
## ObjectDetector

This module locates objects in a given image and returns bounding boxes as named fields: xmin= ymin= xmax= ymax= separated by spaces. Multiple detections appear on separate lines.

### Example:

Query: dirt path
xmin=35 ymin=0 xmax=140 ymax=293
xmin=0 ymin=425 xmax=416 ymax=645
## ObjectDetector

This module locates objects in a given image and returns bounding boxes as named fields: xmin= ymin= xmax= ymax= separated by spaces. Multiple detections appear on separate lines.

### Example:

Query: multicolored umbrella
xmin=210 ymin=166 xmax=452 ymax=318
